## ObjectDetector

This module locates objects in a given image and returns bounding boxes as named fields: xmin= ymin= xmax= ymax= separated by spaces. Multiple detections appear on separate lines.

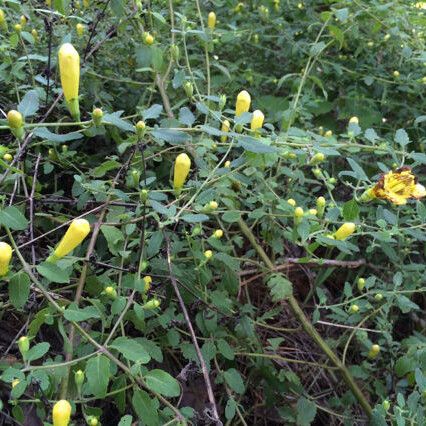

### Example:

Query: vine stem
xmin=237 ymin=218 xmax=373 ymax=418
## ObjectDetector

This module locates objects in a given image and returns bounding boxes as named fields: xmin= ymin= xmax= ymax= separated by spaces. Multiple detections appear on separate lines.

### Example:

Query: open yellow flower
xmin=366 ymin=167 xmax=426 ymax=205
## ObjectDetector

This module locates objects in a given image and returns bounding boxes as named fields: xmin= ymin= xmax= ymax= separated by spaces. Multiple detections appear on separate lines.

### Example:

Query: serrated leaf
xmin=9 ymin=272 xmax=30 ymax=310
xmin=109 ymin=337 xmax=151 ymax=364
xmin=224 ymin=368 xmax=245 ymax=394
xmin=0 ymin=206 xmax=28 ymax=230
xmin=132 ymin=390 xmax=159 ymax=425
xmin=86 ymin=355 xmax=110 ymax=397
xmin=144 ymin=369 xmax=180 ymax=397
xmin=18 ymin=90 xmax=39 ymax=117
xmin=267 ymin=274 xmax=293 ymax=301
xmin=178 ymin=107 xmax=195 ymax=127
xmin=395 ymin=128 xmax=410 ymax=147
xmin=296 ymin=396 xmax=317 ymax=426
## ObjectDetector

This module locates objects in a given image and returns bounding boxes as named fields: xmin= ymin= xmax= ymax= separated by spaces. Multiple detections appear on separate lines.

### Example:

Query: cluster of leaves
xmin=0 ymin=0 xmax=425 ymax=425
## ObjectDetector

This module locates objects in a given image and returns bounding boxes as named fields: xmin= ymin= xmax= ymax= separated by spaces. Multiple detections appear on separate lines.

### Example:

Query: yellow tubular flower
xmin=369 ymin=167 xmax=426 ymax=205
xmin=173 ymin=153 xmax=191 ymax=194
xmin=334 ymin=222 xmax=356 ymax=240
xmin=58 ymin=43 xmax=80 ymax=120
xmin=52 ymin=400 xmax=72 ymax=426
xmin=7 ymin=110 xmax=23 ymax=129
xmin=235 ymin=90 xmax=251 ymax=116
xmin=49 ymin=219 xmax=91 ymax=261
xmin=0 ymin=242 xmax=13 ymax=276
xmin=208 ymin=12 xmax=216 ymax=30
xmin=250 ymin=110 xmax=264 ymax=131
xmin=221 ymin=119 xmax=230 ymax=142
xmin=76 ymin=23 xmax=84 ymax=36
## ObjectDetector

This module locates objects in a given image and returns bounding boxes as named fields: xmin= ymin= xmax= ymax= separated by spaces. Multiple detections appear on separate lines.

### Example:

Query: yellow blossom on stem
xmin=235 ymin=90 xmax=251 ymax=116
xmin=0 ymin=242 xmax=12 ymax=276
xmin=208 ymin=12 xmax=216 ymax=30
xmin=334 ymin=223 xmax=356 ymax=240
xmin=47 ymin=219 xmax=90 ymax=262
xmin=250 ymin=110 xmax=264 ymax=131
xmin=173 ymin=153 xmax=191 ymax=195
xmin=362 ymin=167 xmax=426 ymax=205
xmin=58 ymin=43 xmax=80 ymax=121
xmin=52 ymin=400 xmax=72 ymax=426
xmin=221 ymin=119 xmax=230 ymax=142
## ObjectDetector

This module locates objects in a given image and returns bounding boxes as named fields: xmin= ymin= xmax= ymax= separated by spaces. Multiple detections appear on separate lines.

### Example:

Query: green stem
xmin=237 ymin=218 xmax=373 ymax=418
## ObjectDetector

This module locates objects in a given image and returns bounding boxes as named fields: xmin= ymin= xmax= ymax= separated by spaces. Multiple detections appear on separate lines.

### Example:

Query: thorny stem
xmin=237 ymin=218 xmax=373 ymax=418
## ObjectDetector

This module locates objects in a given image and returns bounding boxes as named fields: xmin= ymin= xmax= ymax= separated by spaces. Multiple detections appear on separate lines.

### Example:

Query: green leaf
xmin=101 ymin=225 xmax=125 ymax=255
xmin=150 ymin=128 xmax=191 ymax=144
xmin=217 ymin=339 xmax=235 ymax=360
xmin=181 ymin=214 xmax=209 ymax=223
xmin=150 ymin=200 xmax=176 ymax=218
xmin=26 ymin=342 xmax=50 ymax=362
xmin=237 ymin=136 xmax=277 ymax=154
xmin=109 ymin=337 xmax=151 ymax=364
xmin=131 ymin=390 xmax=159 ymax=425
xmin=225 ymin=398 xmax=237 ymax=421
xmin=92 ymin=160 xmax=121 ymax=178
xmin=0 ymin=206 xmax=28 ymax=230
xmin=118 ymin=415 xmax=133 ymax=426
xmin=18 ymin=89 xmax=39 ymax=117
xmin=36 ymin=262 xmax=70 ymax=284
xmin=86 ymin=355 xmax=110 ymax=397
xmin=296 ymin=396 xmax=317 ymax=426
xmin=346 ymin=158 xmax=369 ymax=181
xmin=342 ymin=199 xmax=359 ymax=221
xmin=63 ymin=303 xmax=101 ymax=322
xmin=178 ymin=107 xmax=195 ymax=127
xmin=267 ymin=274 xmax=293 ymax=301
xmin=103 ymin=111 xmax=135 ymax=132
xmin=142 ymin=104 xmax=163 ymax=120
xmin=395 ymin=128 xmax=410 ymax=147
xmin=144 ymin=369 xmax=180 ymax=397
xmin=33 ymin=127 xmax=83 ymax=143
xmin=224 ymin=368 xmax=245 ymax=394
xmin=222 ymin=211 xmax=241 ymax=223
xmin=9 ymin=272 xmax=30 ymax=310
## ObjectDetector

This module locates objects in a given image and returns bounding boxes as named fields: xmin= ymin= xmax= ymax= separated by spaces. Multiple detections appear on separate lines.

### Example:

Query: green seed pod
xmin=184 ymin=81 xmax=193 ymax=98
xmin=357 ymin=278 xmax=366 ymax=292
xmin=92 ymin=107 xmax=103 ymax=126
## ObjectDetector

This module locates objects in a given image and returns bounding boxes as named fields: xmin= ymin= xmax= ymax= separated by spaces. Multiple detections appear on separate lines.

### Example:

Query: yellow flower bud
xmin=209 ymin=200 xmax=218 ymax=210
xmin=368 ymin=344 xmax=380 ymax=359
xmin=310 ymin=152 xmax=325 ymax=165
xmin=207 ymin=11 xmax=216 ymax=30
xmin=3 ymin=153 xmax=13 ymax=162
xmin=375 ymin=293 xmax=383 ymax=301
xmin=14 ymin=23 xmax=22 ymax=32
xmin=235 ymin=90 xmax=251 ymax=116
xmin=357 ymin=277 xmax=366 ymax=291
xmin=18 ymin=336 xmax=29 ymax=355
xmin=20 ymin=15 xmax=27 ymax=26
xmin=92 ymin=107 xmax=103 ymax=125
xmin=393 ymin=70 xmax=400 ymax=78
xmin=287 ymin=198 xmax=296 ymax=207
xmin=87 ymin=417 xmax=99 ymax=426
xmin=173 ymin=153 xmax=191 ymax=194
xmin=52 ymin=400 xmax=72 ymax=426
xmin=213 ymin=229 xmax=223 ymax=238
xmin=350 ymin=304 xmax=359 ymax=314
xmin=49 ymin=219 xmax=91 ymax=261
xmin=83 ymin=0 xmax=90 ymax=7
xmin=143 ymin=275 xmax=152 ymax=292
xmin=144 ymin=32 xmax=154 ymax=45
xmin=334 ymin=222 xmax=356 ymax=240
xmin=31 ymin=29 xmax=38 ymax=40
xmin=104 ymin=286 xmax=117 ymax=299
xmin=294 ymin=207 xmax=304 ymax=218
xmin=58 ymin=43 xmax=80 ymax=120
xmin=308 ymin=209 xmax=317 ymax=216
xmin=7 ymin=110 xmax=23 ymax=129
xmin=349 ymin=116 xmax=359 ymax=124
xmin=324 ymin=130 xmax=333 ymax=137
xmin=384 ymin=33 xmax=390 ymax=41
xmin=0 ymin=9 xmax=5 ymax=25
xmin=74 ymin=369 xmax=85 ymax=386
xmin=204 ymin=250 xmax=213 ymax=259
xmin=143 ymin=298 xmax=160 ymax=309
xmin=0 ymin=242 xmax=12 ymax=277
xmin=12 ymin=379 xmax=20 ymax=388
xmin=250 ymin=110 xmax=264 ymax=131
xmin=221 ymin=119 xmax=230 ymax=142
xmin=76 ymin=23 xmax=84 ymax=36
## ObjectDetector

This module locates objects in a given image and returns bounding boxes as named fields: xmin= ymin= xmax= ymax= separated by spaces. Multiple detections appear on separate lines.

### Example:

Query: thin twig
xmin=29 ymin=153 xmax=41 ymax=268
xmin=163 ymin=231 xmax=222 ymax=425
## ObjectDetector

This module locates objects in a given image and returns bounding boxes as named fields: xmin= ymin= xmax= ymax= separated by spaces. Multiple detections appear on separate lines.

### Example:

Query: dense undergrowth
xmin=0 ymin=0 xmax=426 ymax=425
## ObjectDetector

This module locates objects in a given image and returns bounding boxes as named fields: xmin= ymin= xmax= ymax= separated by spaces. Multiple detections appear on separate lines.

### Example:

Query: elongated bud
xmin=136 ymin=120 xmax=146 ymax=138
xmin=31 ymin=29 xmax=38 ymax=41
xmin=0 ymin=242 xmax=12 ymax=276
xmin=221 ymin=120 xmax=230 ymax=142
xmin=140 ymin=189 xmax=149 ymax=202
xmin=235 ymin=90 xmax=251 ymax=116
xmin=48 ymin=219 xmax=91 ymax=262
xmin=310 ymin=152 xmax=325 ymax=165
xmin=219 ymin=94 xmax=227 ymax=110
xmin=382 ymin=400 xmax=390 ymax=411
xmin=294 ymin=207 xmax=304 ymax=225
xmin=52 ymin=400 xmax=72 ymax=426
xmin=204 ymin=250 xmax=213 ymax=259
xmin=184 ymin=81 xmax=193 ymax=98
xmin=144 ymin=32 xmax=154 ymax=45
xmin=131 ymin=169 xmax=140 ymax=187
xmin=357 ymin=278 xmax=366 ymax=292
xmin=170 ymin=44 xmax=180 ymax=61
xmin=213 ymin=229 xmax=223 ymax=238
xmin=20 ymin=15 xmax=27 ymax=26
xmin=74 ymin=369 xmax=85 ymax=387
xmin=104 ymin=286 xmax=116 ymax=300
xmin=58 ymin=43 xmax=80 ymax=121
xmin=7 ymin=110 xmax=25 ymax=140
xmin=143 ymin=275 xmax=152 ymax=292
xmin=207 ymin=11 xmax=216 ymax=30
xmin=359 ymin=187 xmax=376 ymax=203
xmin=92 ymin=108 xmax=103 ymax=126
xmin=173 ymin=153 xmax=191 ymax=195
xmin=18 ymin=336 xmax=29 ymax=357
xmin=316 ymin=196 xmax=325 ymax=217
xmin=0 ymin=9 xmax=7 ymax=31
xmin=143 ymin=298 xmax=160 ymax=310
xmin=250 ymin=110 xmax=264 ymax=131
xmin=83 ymin=0 xmax=89 ymax=7
xmin=76 ymin=23 xmax=84 ymax=36
xmin=334 ymin=222 xmax=356 ymax=240
xmin=191 ymin=225 xmax=202 ymax=237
